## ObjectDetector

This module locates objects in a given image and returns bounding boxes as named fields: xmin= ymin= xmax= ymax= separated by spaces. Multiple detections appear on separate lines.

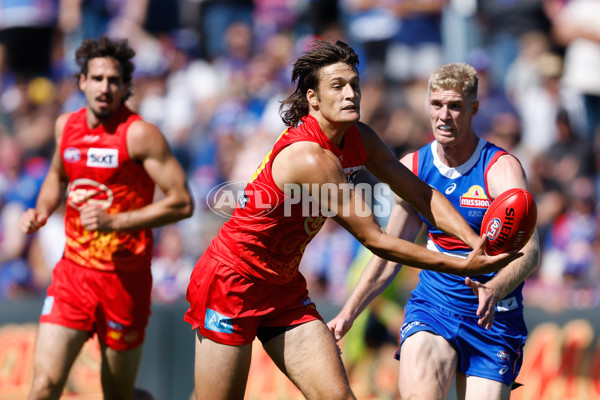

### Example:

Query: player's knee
xmin=309 ymin=382 xmax=355 ymax=400
xmin=330 ymin=388 xmax=356 ymax=400
xmin=337 ymin=387 xmax=356 ymax=400
xmin=28 ymin=374 xmax=65 ymax=400
xmin=399 ymin=384 xmax=446 ymax=400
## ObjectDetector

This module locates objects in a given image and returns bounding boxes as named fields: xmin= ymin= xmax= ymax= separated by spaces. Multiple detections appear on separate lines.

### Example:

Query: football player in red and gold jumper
xmin=20 ymin=36 xmax=193 ymax=400
xmin=184 ymin=41 xmax=519 ymax=400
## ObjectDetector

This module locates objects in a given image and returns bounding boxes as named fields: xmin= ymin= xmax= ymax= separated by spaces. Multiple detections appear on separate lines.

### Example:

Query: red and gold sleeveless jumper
xmin=60 ymin=105 xmax=155 ymax=271
xmin=185 ymin=115 xmax=367 ymax=344
xmin=41 ymin=105 xmax=155 ymax=350
xmin=214 ymin=114 xmax=367 ymax=284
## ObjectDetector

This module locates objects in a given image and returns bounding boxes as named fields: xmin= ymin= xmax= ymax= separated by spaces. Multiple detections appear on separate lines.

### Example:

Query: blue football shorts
xmin=395 ymin=299 xmax=527 ymax=386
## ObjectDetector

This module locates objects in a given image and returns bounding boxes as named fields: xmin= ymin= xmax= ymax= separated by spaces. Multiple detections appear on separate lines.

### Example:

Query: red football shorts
xmin=184 ymin=250 xmax=322 ymax=345
xmin=40 ymin=258 xmax=152 ymax=351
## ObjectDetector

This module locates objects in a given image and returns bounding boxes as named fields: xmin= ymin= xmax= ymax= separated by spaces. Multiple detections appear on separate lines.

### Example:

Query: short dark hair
xmin=75 ymin=35 xmax=136 ymax=100
xmin=280 ymin=40 xmax=359 ymax=127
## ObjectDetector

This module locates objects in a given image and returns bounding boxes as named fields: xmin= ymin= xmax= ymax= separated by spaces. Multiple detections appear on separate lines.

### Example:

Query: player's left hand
xmin=465 ymin=277 xmax=498 ymax=330
xmin=327 ymin=315 xmax=354 ymax=343
xmin=79 ymin=204 xmax=115 ymax=232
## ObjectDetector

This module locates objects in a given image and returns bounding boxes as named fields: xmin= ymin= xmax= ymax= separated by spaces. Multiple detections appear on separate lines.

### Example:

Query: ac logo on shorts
xmin=205 ymin=308 xmax=234 ymax=334
xmin=41 ymin=296 xmax=54 ymax=315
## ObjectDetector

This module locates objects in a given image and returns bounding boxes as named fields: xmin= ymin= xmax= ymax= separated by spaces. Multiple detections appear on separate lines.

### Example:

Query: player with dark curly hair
xmin=20 ymin=36 xmax=193 ymax=400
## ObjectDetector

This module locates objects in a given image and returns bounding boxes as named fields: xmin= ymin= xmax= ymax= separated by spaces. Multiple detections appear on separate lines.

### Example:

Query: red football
xmin=480 ymin=188 xmax=537 ymax=255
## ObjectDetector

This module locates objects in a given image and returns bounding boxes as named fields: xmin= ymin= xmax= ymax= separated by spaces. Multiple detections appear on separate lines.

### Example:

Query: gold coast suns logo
xmin=304 ymin=215 xmax=326 ymax=235
xmin=67 ymin=178 xmax=114 ymax=210
xmin=459 ymin=185 xmax=490 ymax=208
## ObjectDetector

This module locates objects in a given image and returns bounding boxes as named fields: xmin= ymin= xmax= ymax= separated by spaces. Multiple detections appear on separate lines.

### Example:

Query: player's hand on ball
xmin=462 ymin=235 xmax=523 ymax=275
xmin=481 ymin=188 xmax=537 ymax=255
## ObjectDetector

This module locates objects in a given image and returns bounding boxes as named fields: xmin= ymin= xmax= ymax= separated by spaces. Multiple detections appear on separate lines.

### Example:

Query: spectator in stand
xmin=340 ymin=0 xmax=449 ymax=84
xmin=58 ymin=0 xmax=151 ymax=74
xmin=151 ymin=225 xmax=195 ymax=304
xmin=0 ymin=134 xmax=49 ymax=298
xmin=528 ymin=108 xmax=595 ymax=245
xmin=467 ymin=48 xmax=520 ymax=141
xmin=385 ymin=0 xmax=448 ymax=84
xmin=198 ymin=0 xmax=253 ymax=61
xmin=0 ymin=0 xmax=57 ymax=83
xmin=341 ymin=0 xmax=400 ymax=78
xmin=536 ymin=176 xmax=598 ymax=300
xmin=545 ymin=109 xmax=596 ymax=190
xmin=513 ymin=52 xmax=570 ymax=159
xmin=441 ymin=0 xmax=482 ymax=64
xmin=504 ymin=31 xmax=552 ymax=106
xmin=476 ymin=0 xmax=552 ymax=87
xmin=551 ymin=0 xmax=600 ymax=140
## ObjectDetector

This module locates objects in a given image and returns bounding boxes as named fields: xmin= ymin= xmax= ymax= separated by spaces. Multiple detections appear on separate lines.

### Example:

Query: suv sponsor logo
xmin=87 ymin=148 xmax=118 ymax=168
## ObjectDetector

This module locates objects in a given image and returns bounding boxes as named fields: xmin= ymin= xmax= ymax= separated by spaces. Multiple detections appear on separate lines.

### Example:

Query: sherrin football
xmin=480 ymin=188 xmax=537 ymax=255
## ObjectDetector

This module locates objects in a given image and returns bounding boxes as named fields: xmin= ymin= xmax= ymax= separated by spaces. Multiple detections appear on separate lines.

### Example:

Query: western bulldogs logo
xmin=497 ymin=350 xmax=511 ymax=361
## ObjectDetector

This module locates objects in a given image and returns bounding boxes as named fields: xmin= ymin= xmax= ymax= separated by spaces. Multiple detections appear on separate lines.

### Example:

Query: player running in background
xmin=19 ymin=36 xmax=193 ymax=400
xmin=328 ymin=62 xmax=540 ymax=400
xmin=184 ymin=41 xmax=519 ymax=400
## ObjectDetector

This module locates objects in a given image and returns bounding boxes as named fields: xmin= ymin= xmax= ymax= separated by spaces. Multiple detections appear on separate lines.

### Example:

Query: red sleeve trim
xmin=412 ymin=152 xmax=419 ymax=175
xmin=484 ymin=150 xmax=507 ymax=200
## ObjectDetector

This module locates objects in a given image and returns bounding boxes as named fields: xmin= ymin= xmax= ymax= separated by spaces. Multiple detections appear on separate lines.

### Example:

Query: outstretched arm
xmin=328 ymin=193 xmax=423 ymax=340
xmin=360 ymin=123 xmax=482 ymax=250
xmin=272 ymin=140 xmax=517 ymax=277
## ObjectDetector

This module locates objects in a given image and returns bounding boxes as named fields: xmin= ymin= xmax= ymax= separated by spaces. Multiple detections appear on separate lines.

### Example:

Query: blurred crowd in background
xmin=1 ymin=0 xmax=600 ymax=317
